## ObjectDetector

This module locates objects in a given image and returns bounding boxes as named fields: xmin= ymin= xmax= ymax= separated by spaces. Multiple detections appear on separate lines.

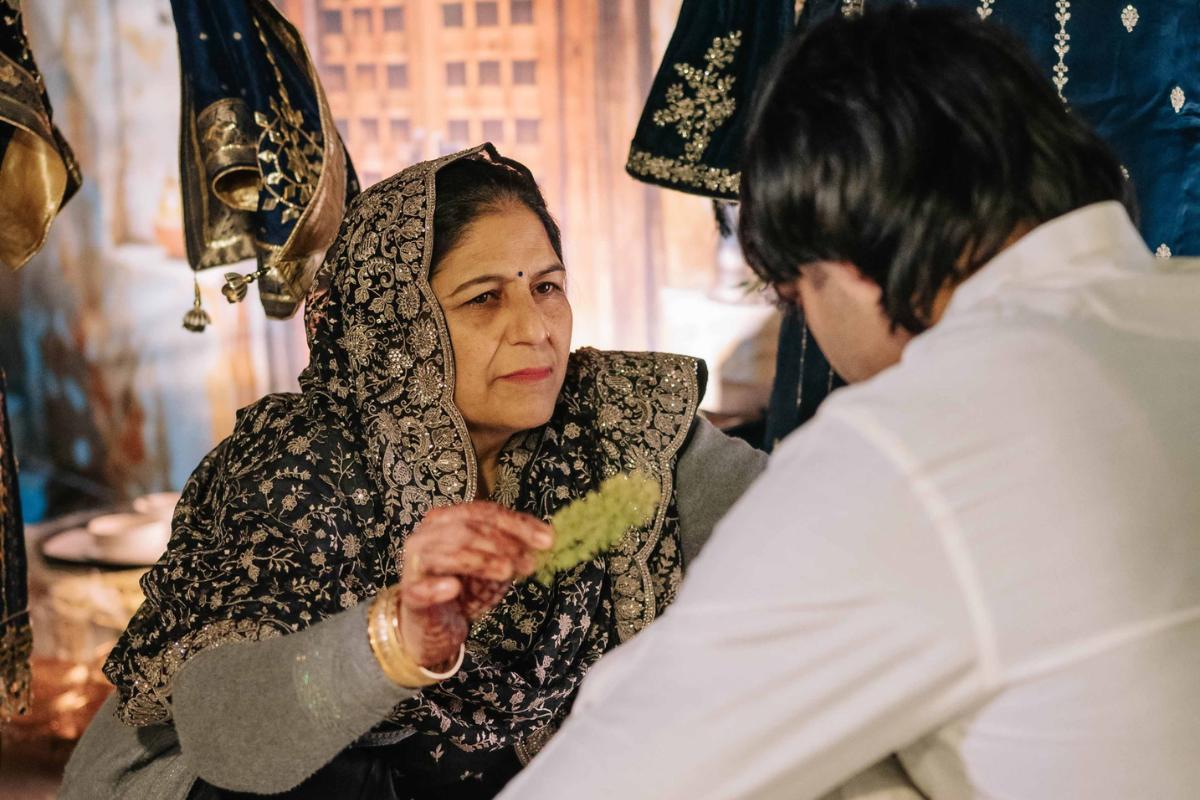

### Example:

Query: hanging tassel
xmin=181 ymin=276 xmax=211 ymax=333
xmin=221 ymin=265 xmax=266 ymax=304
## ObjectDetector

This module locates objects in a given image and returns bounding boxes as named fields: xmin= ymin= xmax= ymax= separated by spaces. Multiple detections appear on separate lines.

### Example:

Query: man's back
xmin=827 ymin=201 xmax=1200 ymax=797
xmin=498 ymin=202 xmax=1200 ymax=799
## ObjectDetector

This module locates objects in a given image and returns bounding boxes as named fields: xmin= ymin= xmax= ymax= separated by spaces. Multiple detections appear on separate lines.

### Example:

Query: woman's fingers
xmin=459 ymin=577 xmax=510 ymax=619
xmin=484 ymin=508 xmax=555 ymax=551
xmin=459 ymin=520 xmax=528 ymax=561
xmin=400 ymin=576 xmax=461 ymax=610
xmin=401 ymin=502 xmax=552 ymax=609
xmin=417 ymin=545 xmax=524 ymax=582
xmin=445 ymin=502 xmax=554 ymax=551
xmin=393 ymin=504 xmax=552 ymax=668
xmin=514 ymin=552 xmax=537 ymax=577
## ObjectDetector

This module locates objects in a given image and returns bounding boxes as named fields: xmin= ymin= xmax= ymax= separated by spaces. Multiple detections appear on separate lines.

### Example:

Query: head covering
xmin=171 ymin=0 xmax=359 ymax=327
xmin=0 ymin=0 xmax=82 ymax=270
xmin=106 ymin=145 xmax=704 ymax=786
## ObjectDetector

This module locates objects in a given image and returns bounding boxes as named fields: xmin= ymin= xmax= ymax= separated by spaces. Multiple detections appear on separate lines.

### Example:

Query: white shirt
xmin=499 ymin=203 xmax=1200 ymax=800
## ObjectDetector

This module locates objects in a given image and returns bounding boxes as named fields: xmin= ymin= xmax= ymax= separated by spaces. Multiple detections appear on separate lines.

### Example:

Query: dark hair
xmin=431 ymin=154 xmax=563 ymax=272
xmin=738 ymin=5 xmax=1133 ymax=333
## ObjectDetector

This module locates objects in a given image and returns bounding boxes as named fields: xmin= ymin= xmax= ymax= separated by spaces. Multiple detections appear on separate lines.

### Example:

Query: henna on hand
xmin=396 ymin=501 xmax=551 ymax=668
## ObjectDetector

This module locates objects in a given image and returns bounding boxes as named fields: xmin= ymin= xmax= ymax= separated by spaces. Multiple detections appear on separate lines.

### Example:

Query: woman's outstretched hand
xmin=397 ymin=502 xmax=553 ymax=669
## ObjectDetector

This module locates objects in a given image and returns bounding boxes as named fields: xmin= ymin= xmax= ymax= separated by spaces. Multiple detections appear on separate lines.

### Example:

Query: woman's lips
xmin=498 ymin=366 xmax=554 ymax=383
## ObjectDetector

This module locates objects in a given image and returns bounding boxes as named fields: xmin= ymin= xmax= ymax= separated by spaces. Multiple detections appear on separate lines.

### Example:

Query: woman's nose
xmin=505 ymin=294 xmax=550 ymax=345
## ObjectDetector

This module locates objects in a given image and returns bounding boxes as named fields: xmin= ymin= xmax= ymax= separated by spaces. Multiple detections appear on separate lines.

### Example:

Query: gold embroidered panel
xmin=626 ymin=3 xmax=797 ymax=201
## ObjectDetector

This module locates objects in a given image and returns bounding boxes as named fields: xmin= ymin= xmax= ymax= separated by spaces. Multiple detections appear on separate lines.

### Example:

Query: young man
xmin=500 ymin=6 xmax=1200 ymax=799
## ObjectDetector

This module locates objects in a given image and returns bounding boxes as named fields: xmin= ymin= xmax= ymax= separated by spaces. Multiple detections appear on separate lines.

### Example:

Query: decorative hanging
xmin=0 ymin=0 xmax=81 ymax=271
xmin=171 ymin=0 xmax=359 ymax=331
xmin=625 ymin=0 xmax=796 ymax=200
xmin=0 ymin=369 xmax=31 ymax=721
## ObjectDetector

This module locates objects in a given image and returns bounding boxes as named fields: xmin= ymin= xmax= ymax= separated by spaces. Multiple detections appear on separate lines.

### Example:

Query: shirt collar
xmin=943 ymin=202 xmax=1151 ymax=320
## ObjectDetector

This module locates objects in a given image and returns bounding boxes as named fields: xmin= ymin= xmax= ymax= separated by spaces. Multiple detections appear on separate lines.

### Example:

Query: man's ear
xmin=774 ymin=276 xmax=803 ymax=305
xmin=827 ymin=260 xmax=883 ymax=302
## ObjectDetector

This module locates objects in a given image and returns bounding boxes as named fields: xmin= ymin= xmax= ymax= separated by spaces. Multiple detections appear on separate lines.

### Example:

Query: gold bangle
xmin=367 ymin=586 xmax=465 ymax=688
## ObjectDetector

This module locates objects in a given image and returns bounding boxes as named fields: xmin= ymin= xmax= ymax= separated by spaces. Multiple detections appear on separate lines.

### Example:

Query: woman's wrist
xmin=367 ymin=585 xmax=465 ymax=688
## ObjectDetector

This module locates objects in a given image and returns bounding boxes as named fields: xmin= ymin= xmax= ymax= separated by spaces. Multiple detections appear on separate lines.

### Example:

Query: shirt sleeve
xmin=171 ymin=600 xmax=418 ymax=794
xmin=675 ymin=417 xmax=769 ymax=565
xmin=499 ymin=414 xmax=992 ymax=800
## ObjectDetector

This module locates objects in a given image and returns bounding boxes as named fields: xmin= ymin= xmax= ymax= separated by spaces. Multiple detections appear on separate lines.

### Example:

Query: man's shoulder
xmin=808 ymin=313 xmax=1108 ymax=470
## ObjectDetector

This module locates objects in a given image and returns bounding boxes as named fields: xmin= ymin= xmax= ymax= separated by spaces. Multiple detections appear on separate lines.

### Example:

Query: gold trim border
xmin=626 ymin=147 xmax=740 ymax=199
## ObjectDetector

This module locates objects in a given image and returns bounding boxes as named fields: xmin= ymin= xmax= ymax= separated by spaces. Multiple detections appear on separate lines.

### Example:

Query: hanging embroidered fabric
xmin=171 ymin=0 xmax=359 ymax=331
xmin=625 ymin=0 xmax=796 ymax=200
xmin=0 ymin=369 xmax=31 ymax=721
xmin=625 ymin=0 xmax=840 ymax=452
xmin=0 ymin=0 xmax=80 ymax=721
xmin=803 ymin=0 xmax=1199 ymax=257
xmin=0 ymin=0 xmax=81 ymax=271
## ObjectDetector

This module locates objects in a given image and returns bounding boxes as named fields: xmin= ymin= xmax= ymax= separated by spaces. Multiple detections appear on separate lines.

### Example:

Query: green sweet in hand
xmin=534 ymin=472 xmax=661 ymax=585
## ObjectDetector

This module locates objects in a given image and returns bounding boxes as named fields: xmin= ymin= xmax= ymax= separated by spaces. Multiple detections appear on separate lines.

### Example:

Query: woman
xmin=62 ymin=145 xmax=765 ymax=799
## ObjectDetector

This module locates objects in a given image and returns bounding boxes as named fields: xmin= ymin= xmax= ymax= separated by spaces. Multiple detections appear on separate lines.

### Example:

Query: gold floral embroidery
xmin=653 ymin=31 xmax=741 ymax=164
xmin=588 ymin=350 xmax=698 ymax=640
xmin=977 ymin=0 xmax=996 ymax=21
xmin=252 ymin=17 xmax=322 ymax=223
xmin=625 ymin=149 xmax=740 ymax=196
xmin=626 ymin=31 xmax=743 ymax=197
xmin=1156 ymin=243 xmax=1172 ymax=259
xmin=841 ymin=0 xmax=864 ymax=17
xmin=1052 ymin=1 xmax=1071 ymax=101
xmin=110 ymin=151 xmax=481 ymax=726
xmin=1171 ymin=86 xmax=1186 ymax=114
xmin=1121 ymin=5 xmax=1139 ymax=33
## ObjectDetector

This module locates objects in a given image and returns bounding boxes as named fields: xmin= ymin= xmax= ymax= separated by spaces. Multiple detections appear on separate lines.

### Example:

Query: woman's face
xmin=431 ymin=202 xmax=572 ymax=446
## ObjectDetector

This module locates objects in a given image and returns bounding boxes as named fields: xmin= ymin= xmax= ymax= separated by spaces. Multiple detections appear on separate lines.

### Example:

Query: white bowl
xmin=131 ymin=491 xmax=181 ymax=519
xmin=85 ymin=513 xmax=171 ymax=564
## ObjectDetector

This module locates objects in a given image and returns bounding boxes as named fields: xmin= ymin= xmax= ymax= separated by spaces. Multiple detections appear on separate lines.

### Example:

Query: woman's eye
xmin=466 ymin=291 xmax=496 ymax=306
xmin=535 ymin=281 xmax=561 ymax=295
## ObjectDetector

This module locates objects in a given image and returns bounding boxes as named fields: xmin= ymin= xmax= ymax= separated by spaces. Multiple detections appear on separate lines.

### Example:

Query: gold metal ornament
xmin=221 ymin=266 xmax=266 ymax=304
xmin=182 ymin=278 xmax=211 ymax=332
